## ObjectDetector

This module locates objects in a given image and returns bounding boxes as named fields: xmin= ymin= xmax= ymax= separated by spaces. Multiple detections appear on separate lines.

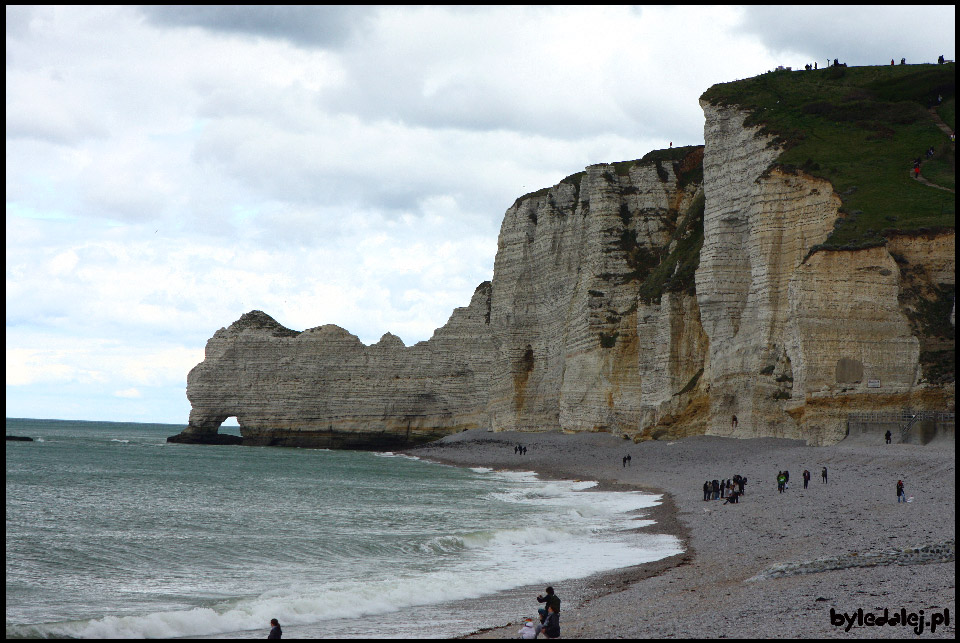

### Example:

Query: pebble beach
xmin=406 ymin=429 xmax=955 ymax=638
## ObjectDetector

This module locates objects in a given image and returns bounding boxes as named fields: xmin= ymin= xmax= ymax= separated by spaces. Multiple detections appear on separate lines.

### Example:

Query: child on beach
xmin=518 ymin=618 xmax=540 ymax=639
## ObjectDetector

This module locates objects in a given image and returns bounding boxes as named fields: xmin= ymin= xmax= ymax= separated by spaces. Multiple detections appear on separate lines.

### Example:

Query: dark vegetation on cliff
xmin=702 ymin=63 xmax=955 ymax=250
xmin=637 ymin=188 xmax=705 ymax=303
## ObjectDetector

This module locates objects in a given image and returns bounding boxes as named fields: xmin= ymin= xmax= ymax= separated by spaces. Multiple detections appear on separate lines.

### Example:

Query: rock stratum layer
xmin=172 ymin=99 xmax=954 ymax=449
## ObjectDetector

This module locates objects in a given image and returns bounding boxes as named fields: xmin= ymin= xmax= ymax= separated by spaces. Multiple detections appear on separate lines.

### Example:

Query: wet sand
xmin=405 ymin=429 xmax=955 ymax=638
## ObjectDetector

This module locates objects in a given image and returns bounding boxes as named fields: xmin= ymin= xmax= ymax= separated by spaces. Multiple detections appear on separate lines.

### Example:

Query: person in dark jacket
xmin=542 ymin=604 xmax=561 ymax=639
xmin=268 ymin=618 xmax=282 ymax=639
xmin=537 ymin=586 xmax=561 ymax=623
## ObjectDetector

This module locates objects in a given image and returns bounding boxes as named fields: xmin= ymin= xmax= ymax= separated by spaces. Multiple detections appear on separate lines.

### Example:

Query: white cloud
xmin=114 ymin=387 xmax=142 ymax=398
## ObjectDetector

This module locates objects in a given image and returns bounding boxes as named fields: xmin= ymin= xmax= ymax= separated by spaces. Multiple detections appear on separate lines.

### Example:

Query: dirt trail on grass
xmin=914 ymin=108 xmax=955 ymax=193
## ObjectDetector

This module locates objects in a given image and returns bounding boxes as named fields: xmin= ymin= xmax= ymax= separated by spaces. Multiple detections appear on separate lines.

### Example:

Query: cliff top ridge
xmin=701 ymin=62 xmax=955 ymax=250
xmin=513 ymin=144 xmax=704 ymax=208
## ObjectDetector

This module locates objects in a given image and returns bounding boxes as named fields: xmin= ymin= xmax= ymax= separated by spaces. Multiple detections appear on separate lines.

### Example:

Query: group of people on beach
xmin=701 ymin=467 xmax=832 ymax=500
xmin=777 ymin=467 xmax=828 ymax=492
xmin=703 ymin=475 xmax=746 ymax=504
xmin=518 ymin=586 xmax=561 ymax=639
xmin=514 ymin=444 xmax=528 ymax=455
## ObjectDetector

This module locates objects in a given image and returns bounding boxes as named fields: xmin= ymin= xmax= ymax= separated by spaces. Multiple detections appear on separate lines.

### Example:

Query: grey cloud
xmin=138 ymin=5 xmax=376 ymax=48
xmin=5 ymin=5 xmax=34 ymax=38
xmin=737 ymin=6 xmax=955 ymax=66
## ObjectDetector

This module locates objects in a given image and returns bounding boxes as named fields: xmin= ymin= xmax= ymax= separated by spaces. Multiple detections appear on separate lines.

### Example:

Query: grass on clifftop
xmin=702 ymin=63 xmax=955 ymax=249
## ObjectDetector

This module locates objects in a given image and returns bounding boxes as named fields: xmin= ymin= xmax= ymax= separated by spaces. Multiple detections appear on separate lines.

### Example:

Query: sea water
xmin=5 ymin=418 xmax=681 ymax=639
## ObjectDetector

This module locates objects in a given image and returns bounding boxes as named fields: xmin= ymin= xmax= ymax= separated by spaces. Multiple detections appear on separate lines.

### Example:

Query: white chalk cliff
xmin=171 ymin=98 xmax=953 ymax=448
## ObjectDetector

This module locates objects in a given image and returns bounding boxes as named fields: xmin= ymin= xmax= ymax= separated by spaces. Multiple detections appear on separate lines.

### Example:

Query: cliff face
xmin=694 ymin=102 xmax=954 ymax=444
xmin=173 ymin=284 xmax=492 ymax=448
xmin=172 ymin=94 xmax=954 ymax=449
xmin=487 ymin=158 xmax=702 ymax=434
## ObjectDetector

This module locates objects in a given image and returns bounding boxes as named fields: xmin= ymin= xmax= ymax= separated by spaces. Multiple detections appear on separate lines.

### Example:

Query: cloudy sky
xmin=6 ymin=5 xmax=955 ymax=425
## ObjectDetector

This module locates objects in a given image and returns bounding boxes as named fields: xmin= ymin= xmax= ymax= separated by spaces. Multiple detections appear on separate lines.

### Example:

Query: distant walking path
xmin=915 ymin=173 xmax=954 ymax=193
xmin=914 ymin=107 xmax=955 ymax=193
xmin=929 ymin=106 xmax=954 ymax=136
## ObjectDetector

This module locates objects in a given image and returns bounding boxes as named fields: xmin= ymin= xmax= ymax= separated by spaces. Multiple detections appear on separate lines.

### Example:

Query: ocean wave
xmin=373 ymin=451 xmax=420 ymax=461
xmin=5 ymin=529 xmax=681 ymax=640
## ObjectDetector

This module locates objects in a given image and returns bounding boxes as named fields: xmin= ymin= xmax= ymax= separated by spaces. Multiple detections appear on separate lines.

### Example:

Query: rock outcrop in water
xmin=171 ymin=77 xmax=954 ymax=449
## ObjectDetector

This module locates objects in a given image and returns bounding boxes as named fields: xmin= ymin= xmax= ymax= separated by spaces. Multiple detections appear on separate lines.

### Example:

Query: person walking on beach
xmin=777 ymin=471 xmax=786 ymax=493
xmin=897 ymin=480 xmax=906 ymax=503
xmin=623 ymin=455 xmax=627 ymax=468
xmin=784 ymin=470 xmax=790 ymax=489
xmin=268 ymin=618 xmax=282 ymax=639
xmin=541 ymin=604 xmax=561 ymax=639
xmin=822 ymin=466 xmax=828 ymax=483
xmin=712 ymin=479 xmax=720 ymax=500
xmin=802 ymin=469 xmax=811 ymax=489
xmin=704 ymin=481 xmax=711 ymax=501
xmin=885 ymin=430 xmax=892 ymax=444
xmin=537 ymin=586 xmax=560 ymax=624
xmin=626 ymin=454 xmax=631 ymax=466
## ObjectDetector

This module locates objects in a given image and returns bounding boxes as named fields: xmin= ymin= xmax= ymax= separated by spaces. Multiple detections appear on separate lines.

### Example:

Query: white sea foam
xmin=10 ymin=527 xmax=681 ymax=639
xmin=374 ymin=451 xmax=420 ymax=461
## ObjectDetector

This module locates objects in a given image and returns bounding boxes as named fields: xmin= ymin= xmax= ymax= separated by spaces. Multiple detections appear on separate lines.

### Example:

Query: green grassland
xmin=702 ymin=63 xmax=955 ymax=249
